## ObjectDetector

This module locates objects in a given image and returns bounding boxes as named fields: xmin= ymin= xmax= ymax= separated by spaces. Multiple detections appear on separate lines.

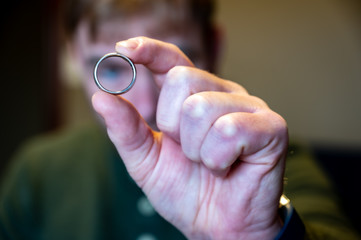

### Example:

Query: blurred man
xmin=1 ymin=0 xmax=359 ymax=239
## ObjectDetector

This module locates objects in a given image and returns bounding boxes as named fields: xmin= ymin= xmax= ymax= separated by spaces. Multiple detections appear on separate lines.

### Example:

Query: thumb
xmin=92 ymin=91 xmax=158 ymax=182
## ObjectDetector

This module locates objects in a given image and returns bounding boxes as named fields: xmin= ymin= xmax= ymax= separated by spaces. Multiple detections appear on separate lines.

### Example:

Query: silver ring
xmin=93 ymin=53 xmax=137 ymax=95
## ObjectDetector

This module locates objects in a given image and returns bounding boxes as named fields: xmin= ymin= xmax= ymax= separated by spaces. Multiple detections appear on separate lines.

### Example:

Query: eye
xmin=98 ymin=63 xmax=126 ymax=81
xmin=95 ymin=56 xmax=134 ymax=92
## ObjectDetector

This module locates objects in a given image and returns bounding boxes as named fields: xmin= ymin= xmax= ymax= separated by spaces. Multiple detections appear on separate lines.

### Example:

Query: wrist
xmin=186 ymin=210 xmax=283 ymax=240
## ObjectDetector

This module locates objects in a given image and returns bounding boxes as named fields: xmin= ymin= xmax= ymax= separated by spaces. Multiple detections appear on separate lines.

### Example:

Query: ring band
xmin=93 ymin=53 xmax=137 ymax=95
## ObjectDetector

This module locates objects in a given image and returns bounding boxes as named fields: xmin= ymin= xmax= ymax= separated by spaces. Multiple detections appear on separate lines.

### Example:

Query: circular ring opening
xmin=93 ymin=53 xmax=137 ymax=95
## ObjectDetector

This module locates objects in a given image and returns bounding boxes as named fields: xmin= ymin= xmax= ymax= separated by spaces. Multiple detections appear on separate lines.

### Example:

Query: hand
xmin=92 ymin=37 xmax=288 ymax=240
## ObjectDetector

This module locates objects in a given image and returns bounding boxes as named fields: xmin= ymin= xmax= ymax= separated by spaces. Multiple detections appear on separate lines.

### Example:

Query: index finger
xmin=115 ymin=37 xmax=194 ymax=85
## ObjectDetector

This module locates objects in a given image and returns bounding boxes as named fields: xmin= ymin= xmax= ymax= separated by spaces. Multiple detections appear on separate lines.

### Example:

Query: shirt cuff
xmin=274 ymin=195 xmax=306 ymax=240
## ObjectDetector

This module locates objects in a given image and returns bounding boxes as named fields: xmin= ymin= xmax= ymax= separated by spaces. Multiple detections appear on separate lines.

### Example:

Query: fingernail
xmin=116 ymin=39 xmax=139 ymax=50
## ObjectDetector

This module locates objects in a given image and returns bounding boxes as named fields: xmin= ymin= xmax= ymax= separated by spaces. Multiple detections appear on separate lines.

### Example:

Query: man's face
xmin=72 ymin=14 xmax=208 ymax=128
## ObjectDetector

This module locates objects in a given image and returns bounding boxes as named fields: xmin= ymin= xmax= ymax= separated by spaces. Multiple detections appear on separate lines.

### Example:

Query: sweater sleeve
xmin=0 ymin=141 xmax=42 ymax=240
xmin=284 ymin=143 xmax=360 ymax=240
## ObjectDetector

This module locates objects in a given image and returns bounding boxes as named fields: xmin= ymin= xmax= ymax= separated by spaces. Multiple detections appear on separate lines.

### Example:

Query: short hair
xmin=60 ymin=0 xmax=217 ymax=71
xmin=62 ymin=0 xmax=215 ymax=41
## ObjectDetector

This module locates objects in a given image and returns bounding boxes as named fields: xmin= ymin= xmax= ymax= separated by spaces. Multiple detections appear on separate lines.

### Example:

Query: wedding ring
xmin=93 ymin=53 xmax=136 ymax=95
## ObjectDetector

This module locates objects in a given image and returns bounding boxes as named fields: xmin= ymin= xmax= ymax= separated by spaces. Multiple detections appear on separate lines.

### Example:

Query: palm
xmin=139 ymin=133 xmax=284 ymax=239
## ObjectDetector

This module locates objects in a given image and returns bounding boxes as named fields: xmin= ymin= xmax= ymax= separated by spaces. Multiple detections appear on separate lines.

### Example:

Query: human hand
xmin=92 ymin=37 xmax=288 ymax=240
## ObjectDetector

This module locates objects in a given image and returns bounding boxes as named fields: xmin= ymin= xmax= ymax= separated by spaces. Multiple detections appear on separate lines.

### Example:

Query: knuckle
xmin=182 ymin=94 xmax=209 ymax=119
xmin=166 ymin=66 xmax=192 ymax=85
xmin=213 ymin=115 xmax=238 ymax=138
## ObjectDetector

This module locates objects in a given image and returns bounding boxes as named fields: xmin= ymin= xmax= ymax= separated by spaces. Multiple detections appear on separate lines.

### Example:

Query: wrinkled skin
xmin=92 ymin=37 xmax=288 ymax=240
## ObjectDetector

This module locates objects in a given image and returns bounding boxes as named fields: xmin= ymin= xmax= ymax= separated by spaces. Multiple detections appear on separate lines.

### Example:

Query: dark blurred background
xmin=0 ymin=0 xmax=61 ymax=175
xmin=1 ymin=0 xmax=360 ymax=235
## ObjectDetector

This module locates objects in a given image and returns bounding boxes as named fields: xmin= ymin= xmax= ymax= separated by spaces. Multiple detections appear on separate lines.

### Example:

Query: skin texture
xmin=93 ymin=38 xmax=288 ymax=239
xmin=72 ymin=16 xmax=288 ymax=239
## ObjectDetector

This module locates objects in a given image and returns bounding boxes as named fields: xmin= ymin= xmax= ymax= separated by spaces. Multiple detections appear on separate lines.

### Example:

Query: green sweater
xmin=0 ymin=123 xmax=359 ymax=239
